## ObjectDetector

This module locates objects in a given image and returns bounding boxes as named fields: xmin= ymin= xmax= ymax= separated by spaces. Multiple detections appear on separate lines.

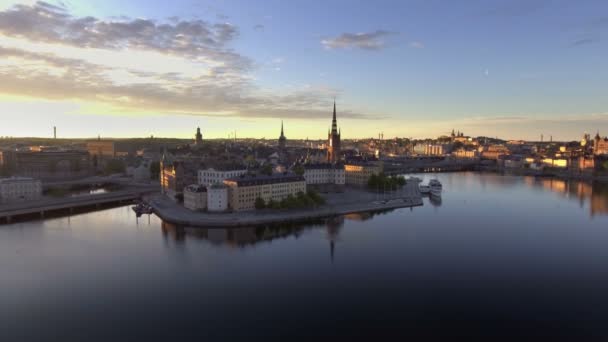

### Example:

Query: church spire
xmin=331 ymin=99 xmax=338 ymax=134
xmin=281 ymin=120 xmax=284 ymax=137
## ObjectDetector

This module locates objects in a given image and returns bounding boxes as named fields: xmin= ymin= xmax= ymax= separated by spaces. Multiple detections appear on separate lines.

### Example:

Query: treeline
xmin=367 ymin=173 xmax=406 ymax=191
xmin=255 ymin=190 xmax=325 ymax=210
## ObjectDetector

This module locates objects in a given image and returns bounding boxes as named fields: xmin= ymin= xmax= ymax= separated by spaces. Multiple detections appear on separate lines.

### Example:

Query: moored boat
xmin=419 ymin=184 xmax=431 ymax=194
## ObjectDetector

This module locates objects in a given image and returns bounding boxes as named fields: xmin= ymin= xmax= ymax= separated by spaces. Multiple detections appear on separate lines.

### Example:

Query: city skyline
xmin=0 ymin=0 xmax=607 ymax=140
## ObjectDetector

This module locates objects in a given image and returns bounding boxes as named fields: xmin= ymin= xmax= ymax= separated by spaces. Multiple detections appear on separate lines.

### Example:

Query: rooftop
xmin=224 ymin=173 xmax=304 ymax=187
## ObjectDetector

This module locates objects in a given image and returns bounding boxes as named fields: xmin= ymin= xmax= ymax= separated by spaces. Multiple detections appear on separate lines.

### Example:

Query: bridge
xmin=382 ymin=158 xmax=479 ymax=175
xmin=0 ymin=186 xmax=158 ymax=224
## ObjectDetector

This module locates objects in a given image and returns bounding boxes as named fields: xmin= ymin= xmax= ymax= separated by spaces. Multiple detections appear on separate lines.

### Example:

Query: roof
xmin=224 ymin=173 xmax=305 ymax=187
xmin=201 ymin=165 xmax=247 ymax=172
xmin=302 ymin=163 xmax=344 ymax=170
xmin=185 ymin=184 xmax=207 ymax=193
xmin=209 ymin=183 xmax=228 ymax=189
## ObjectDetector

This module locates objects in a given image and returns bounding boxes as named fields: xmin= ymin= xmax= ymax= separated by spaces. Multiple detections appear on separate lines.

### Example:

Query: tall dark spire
xmin=281 ymin=120 xmax=284 ymax=137
xmin=331 ymin=99 xmax=338 ymax=133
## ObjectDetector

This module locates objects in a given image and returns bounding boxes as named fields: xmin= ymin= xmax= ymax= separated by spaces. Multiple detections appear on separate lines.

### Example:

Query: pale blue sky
xmin=0 ymin=0 xmax=606 ymax=140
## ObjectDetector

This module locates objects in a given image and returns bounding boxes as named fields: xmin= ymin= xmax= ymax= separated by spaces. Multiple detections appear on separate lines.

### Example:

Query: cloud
xmin=253 ymin=24 xmax=264 ymax=31
xmin=0 ymin=1 xmax=382 ymax=121
xmin=0 ymin=1 xmax=247 ymax=68
xmin=570 ymin=38 xmax=597 ymax=46
xmin=409 ymin=41 xmax=424 ymax=49
xmin=321 ymin=30 xmax=396 ymax=50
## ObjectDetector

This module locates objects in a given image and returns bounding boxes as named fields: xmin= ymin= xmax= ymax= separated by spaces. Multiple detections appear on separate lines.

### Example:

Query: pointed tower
xmin=327 ymin=100 xmax=341 ymax=163
xmin=278 ymin=120 xmax=287 ymax=150
xmin=195 ymin=127 xmax=203 ymax=146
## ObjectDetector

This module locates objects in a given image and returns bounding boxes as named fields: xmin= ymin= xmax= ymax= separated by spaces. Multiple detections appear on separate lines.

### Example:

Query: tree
xmin=292 ymin=164 xmax=305 ymax=176
xmin=255 ymin=197 xmax=266 ymax=210
xmin=260 ymin=164 xmax=273 ymax=176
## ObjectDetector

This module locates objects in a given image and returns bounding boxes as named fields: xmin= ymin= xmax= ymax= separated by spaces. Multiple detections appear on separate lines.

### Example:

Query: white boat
xmin=430 ymin=188 xmax=442 ymax=197
xmin=419 ymin=184 xmax=431 ymax=194
xmin=429 ymin=179 xmax=442 ymax=191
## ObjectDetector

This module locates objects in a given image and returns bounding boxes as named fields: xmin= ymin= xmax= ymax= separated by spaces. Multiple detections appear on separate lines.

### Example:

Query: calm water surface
xmin=2 ymin=172 xmax=608 ymax=340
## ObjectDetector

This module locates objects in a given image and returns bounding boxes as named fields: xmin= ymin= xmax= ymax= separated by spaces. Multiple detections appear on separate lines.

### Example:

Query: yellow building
xmin=223 ymin=174 xmax=306 ymax=211
xmin=344 ymin=162 xmax=382 ymax=186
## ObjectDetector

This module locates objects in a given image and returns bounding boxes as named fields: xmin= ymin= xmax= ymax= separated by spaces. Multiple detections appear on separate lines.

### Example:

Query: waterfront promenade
xmin=149 ymin=182 xmax=423 ymax=228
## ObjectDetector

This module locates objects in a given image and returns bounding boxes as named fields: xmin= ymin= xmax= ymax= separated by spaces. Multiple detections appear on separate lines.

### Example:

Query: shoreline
xmin=148 ymin=182 xmax=424 ymax=228
xmin=148 ymin=194 xmax=424 ymax=228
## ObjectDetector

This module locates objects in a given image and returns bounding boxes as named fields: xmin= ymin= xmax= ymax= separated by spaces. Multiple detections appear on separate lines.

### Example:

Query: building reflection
xmin=523 ymin=177 xmax=608 ymax=217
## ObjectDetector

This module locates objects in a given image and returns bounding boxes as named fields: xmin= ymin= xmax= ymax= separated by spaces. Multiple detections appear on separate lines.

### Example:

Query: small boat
xmin=132 ymin=203 xmax=154 ymax=215
xmin=419 ymin=184 xmax=431 ymax=194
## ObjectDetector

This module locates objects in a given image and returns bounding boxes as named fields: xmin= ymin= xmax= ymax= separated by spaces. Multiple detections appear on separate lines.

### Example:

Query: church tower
xmin=194 ymin=127 xmax=203 ymax=146
xmin=327 ymin=100 xmax=341 ymax=163
xmin=278 ymin=120 xmax=287 ymax=150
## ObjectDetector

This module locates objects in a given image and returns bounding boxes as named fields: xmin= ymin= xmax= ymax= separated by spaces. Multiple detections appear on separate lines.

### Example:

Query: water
xmin=2 ymin=172 xmax=608 ymax=340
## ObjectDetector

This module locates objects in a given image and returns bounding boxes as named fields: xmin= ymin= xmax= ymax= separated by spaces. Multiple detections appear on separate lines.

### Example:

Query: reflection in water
xmin=429 ymin=195 xmax=442 ymax=207
xmin=523 ymin=177 xmax=608 ymax=217
xmin=4 ymin=172 xmax=608 ymax=340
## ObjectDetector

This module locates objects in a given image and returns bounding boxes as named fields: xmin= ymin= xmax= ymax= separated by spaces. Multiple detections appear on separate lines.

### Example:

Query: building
xmin=479 ymin=145 xmax=509 ymax=160
xmin=184 ymin=184 xmax=207 ymax=211
xmin=223 ymin=173 xmax=306 ymax=211
xmin=301 ymin=163 xmax=345 ymax=192
xmin=194 ymin=127 xmax=203 ymax=146
xmin=278 ymin=121 xmax=287 ymax=151
xmin=452 ymin=149 xmax=479 ymax=159
xmin=414 ymin=143 xmax=452 ymax=156
xmin=160 ymin=152 xmax=200 ymax=199
xmin=327 ymin=101 xmax=341 ymax=163
xmin=86 ymin=139 xmax=131 ymax=159
xmin=344 ymin=162 xmax=382 ymax=186
xmin=88 ymin=140 xmax=114 ymax=158
xmin=198 ymin=167 xmax=248 ymax=186
xmin=0 ymin=150 xmax=91 ymax=180
xmin=0 ymin=177 xmax=42 ymax=204
xmin=594 ymin=132 xmax=608 ymax=155
xmin=207 ymin=183 xmax=229 ymax=212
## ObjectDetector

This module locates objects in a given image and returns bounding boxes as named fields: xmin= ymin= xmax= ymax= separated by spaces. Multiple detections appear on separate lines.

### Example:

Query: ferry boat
xmin=419 ymin=184 xmax=431 ymax=194
xmin=429 ymin=179 xmax=442 ymax=197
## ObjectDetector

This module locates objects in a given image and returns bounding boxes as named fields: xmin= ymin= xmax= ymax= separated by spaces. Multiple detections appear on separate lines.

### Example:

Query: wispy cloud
xmin=0 ymin=1 xmax=381 ymax=121
xmin=570 ymin=38 xmax=597 ymax=47
xmin=409 ymin=41 xmax=424 ymax=49
xmin=321 ymin=30 xmax=396 ymax=50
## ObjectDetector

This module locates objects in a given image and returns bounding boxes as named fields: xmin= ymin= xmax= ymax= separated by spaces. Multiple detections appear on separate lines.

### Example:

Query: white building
xmin=302 ymin=163 xmax=345 ymax=186
xmin=183 ymin=184 xmax=207 ymax=211
xmin=207 ymin=183 xmax=229 ymax=212
xmin=198 ymin=167 xmax=247 ymax=186
xmin=0 ymin=177 xmax=42 ymax=204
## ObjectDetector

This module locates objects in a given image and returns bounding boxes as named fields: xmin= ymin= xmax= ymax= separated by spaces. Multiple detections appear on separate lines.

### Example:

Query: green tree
xmin=292 ymin=164 xmax=305 ymax=176
xmin=254 ymin=197 xmax=266 ymax=210
xmin=260 ymin=164 xmax=273 ymax=176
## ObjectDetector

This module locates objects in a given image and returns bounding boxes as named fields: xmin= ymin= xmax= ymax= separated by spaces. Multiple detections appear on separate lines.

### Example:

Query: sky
xmin=0 ymin=0 xmax=606 ymax=141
